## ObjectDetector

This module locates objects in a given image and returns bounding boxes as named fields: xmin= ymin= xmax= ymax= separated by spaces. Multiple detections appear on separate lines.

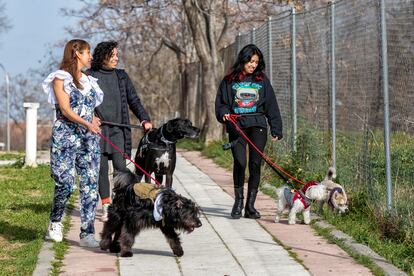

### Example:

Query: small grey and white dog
xmin=271 ymin=167 xmax=348 ymax=225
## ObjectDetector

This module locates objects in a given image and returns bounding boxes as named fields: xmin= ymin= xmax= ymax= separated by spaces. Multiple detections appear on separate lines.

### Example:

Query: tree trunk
xmin=201 ymin=62 xmax=222 ymax=143
xmin=182 ymin=0 xmax=223 ymax=144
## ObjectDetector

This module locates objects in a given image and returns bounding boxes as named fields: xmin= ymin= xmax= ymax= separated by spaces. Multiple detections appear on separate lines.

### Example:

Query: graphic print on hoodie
xmin=232 ymin=82 xmax=262 ymax=114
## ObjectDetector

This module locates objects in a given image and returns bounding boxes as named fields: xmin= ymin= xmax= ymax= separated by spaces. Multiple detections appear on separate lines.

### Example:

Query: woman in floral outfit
xmin=42 ymin=39 xmax=103 ymax=247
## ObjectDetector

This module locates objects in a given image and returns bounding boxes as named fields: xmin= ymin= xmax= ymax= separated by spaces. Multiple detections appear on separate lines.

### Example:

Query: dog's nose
xmin=196 ymin=221 xmax=202 ymax=228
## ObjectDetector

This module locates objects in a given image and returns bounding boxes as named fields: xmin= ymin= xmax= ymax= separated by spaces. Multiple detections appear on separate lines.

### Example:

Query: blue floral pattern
xmin=50 ymin=83 xmax=101 ymax=239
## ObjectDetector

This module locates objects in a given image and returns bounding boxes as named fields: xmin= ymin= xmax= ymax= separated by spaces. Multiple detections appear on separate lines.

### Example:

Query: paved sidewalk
xmin=180 ymin=151 xmax=374 ymax=276
xmin=120 ymin=156 xmax=308 ymax=276
xmin=34 ymin=151 xmax=383 ymax=275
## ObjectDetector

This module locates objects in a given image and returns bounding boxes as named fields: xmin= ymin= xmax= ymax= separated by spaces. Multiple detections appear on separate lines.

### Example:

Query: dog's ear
xmin=176 ymin=199 xmax=183 ymax=208
xmin=166 ymin=121 xmax=174 ymax=132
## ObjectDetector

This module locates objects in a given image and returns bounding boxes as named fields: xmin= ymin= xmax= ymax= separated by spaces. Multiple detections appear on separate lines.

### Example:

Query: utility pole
xmin=0 ymin=63 xmax=10 ymax=151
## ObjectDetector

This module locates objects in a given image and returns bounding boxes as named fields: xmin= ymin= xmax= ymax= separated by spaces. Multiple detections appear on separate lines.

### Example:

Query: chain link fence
xmin=215 ymin=0 xmax=414 ymax=239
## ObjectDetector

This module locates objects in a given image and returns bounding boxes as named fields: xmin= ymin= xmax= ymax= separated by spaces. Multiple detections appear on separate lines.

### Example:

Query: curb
xmin=315 ymin=221 xmax=407 ymax=276
xmin=32 ymin=241 xmax=55 ymax=276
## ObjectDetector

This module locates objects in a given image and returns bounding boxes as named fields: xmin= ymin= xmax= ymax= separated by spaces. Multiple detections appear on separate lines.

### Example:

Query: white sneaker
xmin=46 ymin=221 xmax=63 ymax=242
xmin=79 ymin=234 xmax=100 ymax=248
xmin=101 ymin=203 xmax=110 ymax=222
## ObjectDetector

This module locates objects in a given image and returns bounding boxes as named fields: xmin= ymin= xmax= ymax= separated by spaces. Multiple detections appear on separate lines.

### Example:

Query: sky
xmin=0 ymin=0 xmax=79 ymax=77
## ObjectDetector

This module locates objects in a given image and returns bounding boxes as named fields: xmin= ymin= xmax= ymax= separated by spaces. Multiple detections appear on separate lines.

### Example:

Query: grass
xmin=0 ymin=151 xmax=25 ymax=161
xmin=177 ymin=132 xmax=414 ymax=275
xmin=0 ymin=163 xmax=54 ymax=276
xmin=0 ymin=160 xmax=82 ymax=275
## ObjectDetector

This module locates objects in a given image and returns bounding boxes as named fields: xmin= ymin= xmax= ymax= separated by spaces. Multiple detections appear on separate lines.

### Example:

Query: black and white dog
xmin=134 ymin=118 xmax=200 ymax=188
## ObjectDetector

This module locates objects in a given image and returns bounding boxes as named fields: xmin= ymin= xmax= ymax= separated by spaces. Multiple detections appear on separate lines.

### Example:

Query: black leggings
xmin=229 ymin=127 xmax=267 ymax=191
xmin=99 ymin=152 xmax=127 ymax=200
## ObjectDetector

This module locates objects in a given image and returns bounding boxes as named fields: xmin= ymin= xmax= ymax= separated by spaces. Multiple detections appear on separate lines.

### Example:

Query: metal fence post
xmin=291 ymin=8 xmax=297 ymax=153
xmin=330 ymin=1 xmax=337 ymax=169
xmin=380 ymin=0 xmax=392 ymax=210
xmin=0 ymin=63 xmax=10 ymax=151
xmin=267 ymin=17 xmax=273 ymax=84
xmin=251 ymin=27 xmax=256 ymax=44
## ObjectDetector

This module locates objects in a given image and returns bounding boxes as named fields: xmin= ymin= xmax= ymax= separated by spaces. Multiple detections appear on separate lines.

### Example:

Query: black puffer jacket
xmin=88 ymin=68 xmax=150 ymax=156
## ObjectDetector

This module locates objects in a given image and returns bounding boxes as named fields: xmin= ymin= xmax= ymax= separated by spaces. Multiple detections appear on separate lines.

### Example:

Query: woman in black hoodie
xmin=215 ymin=44 xmax=283 ymax=219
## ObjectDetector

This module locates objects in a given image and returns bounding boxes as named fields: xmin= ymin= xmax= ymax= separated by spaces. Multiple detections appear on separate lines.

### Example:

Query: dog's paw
xmin=109 ymin=243 xmax=121 ymax=253
xmin=288 ymin=220 xmax=296 ymax=225
xmin=120 ymin=251 xmax=133 ymax=257
xmin=100 ymin=239 xmax=111 ymax=251
xmin=274 ymin=215 xmax=280 ymax=223
xmin=172 ymin=246 xmax=184 ymax=257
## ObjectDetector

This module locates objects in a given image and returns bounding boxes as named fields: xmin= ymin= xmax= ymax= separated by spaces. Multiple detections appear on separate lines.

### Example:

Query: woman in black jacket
xmin=88 ymin=41 xmax=152 ymax=221
xmin=215 ymin=44 xmax=283 ymax=219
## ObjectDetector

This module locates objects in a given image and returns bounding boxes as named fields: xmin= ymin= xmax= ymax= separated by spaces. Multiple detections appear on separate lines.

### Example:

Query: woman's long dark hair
xmin=225 ymin=44 xmax=265 ymax=82
xmin=91 ymin=41 xmax=118 ymax=71
xmin=59 ymin=39 xmax=90 ymax=89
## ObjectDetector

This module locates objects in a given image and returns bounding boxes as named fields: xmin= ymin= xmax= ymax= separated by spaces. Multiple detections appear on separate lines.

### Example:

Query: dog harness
xmin=132 ymin=183 xmax=164 ymax=221
xmin=327 ymin=187 xmax=344 ymax=208
xmin=133 ymin=183 xmax=160 ymax=200
xmin=138 ymin=129 xmax=175 ymax=157
xmin=284 ymin=181 xmax=319 ymax=209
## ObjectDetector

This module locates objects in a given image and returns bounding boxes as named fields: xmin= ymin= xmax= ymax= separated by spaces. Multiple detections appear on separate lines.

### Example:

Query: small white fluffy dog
xmin=274 ymin=181 xmax=327 ymax=225
xmin=273 ymin=167 xmax=348 ymax=225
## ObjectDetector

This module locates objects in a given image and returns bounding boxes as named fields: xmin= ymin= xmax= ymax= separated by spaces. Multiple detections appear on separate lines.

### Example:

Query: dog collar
xmin=153 ymin=193 xmax=164 ymax=221
xmin=160 ymin=125 xmax=176 ymax=145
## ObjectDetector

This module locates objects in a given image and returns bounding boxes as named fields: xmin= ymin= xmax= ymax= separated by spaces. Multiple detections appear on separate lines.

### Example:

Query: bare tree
xmin=182 ymin=0 xmax=223 ymax=142
xmin=59 ymin=0 xmax=306 ymax=142
xmin=0 ymin=0 xmax=11 ymax=37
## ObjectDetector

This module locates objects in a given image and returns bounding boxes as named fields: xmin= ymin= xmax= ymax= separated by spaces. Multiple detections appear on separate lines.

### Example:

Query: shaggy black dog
xmin=100 ymin=171 xmax=202 ymax=257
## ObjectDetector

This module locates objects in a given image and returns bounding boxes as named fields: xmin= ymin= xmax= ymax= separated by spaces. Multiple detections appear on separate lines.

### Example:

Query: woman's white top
xmin=42 ymin=70 xmax=104 ymax=107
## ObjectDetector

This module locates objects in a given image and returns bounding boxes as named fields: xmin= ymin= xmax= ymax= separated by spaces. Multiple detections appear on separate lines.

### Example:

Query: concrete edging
xmin=314 ymin=221 xmax=407 ymax=276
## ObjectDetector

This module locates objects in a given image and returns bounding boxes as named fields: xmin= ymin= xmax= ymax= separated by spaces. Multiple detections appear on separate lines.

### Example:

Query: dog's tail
xmin=113 ymin=170 xmax=140 ymax=193
xmin=262 ymin=183 xmax=285 ymax=199
xmin=324 ymin=167 xmax=337 ymax=181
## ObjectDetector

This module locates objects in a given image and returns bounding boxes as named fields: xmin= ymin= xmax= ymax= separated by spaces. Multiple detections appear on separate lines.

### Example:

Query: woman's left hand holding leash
xmin=88 ymin=116 xmax=101 ymax=134
xmin=142 ymin=121 xmax=153 ymax=132
xmin=271 ymin=136 xmax=281 ymax=142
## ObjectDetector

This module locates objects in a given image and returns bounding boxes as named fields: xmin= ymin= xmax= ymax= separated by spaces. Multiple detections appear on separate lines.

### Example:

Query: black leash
xmin=101 ymin=120 xmax=143 ymax=129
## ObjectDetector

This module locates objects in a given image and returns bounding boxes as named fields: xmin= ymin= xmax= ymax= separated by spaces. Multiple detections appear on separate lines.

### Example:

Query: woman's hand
xmin=223 ymin=114 xmax=230 ymax=121
xmin=92 ymin=116 xmax=101 ymax=127
xmin=271 ymin=136 xmax=281 ymax=142
xmin=85 ymin=121 xmax=101 ymax=134
xmin=141 ymin=120 xmax=152 ymax=131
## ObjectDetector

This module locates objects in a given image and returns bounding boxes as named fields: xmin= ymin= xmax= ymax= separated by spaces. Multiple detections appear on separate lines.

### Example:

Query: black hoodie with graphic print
xmin=215 ymin=74 xmax=283 ymax=139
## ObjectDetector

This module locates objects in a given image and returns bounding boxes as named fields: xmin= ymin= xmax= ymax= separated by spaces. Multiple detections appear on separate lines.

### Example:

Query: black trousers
xmin=229 ymin=126 xmax=267 ymax=191
xmin=98 ymin=152 xmax=127 ymax=200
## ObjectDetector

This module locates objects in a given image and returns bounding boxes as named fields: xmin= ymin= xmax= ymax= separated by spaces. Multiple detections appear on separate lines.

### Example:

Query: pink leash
xmin=98 ymin=132 xmax=162 ymax=187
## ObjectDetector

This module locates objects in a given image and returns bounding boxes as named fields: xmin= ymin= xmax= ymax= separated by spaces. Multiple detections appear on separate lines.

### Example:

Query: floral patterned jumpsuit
xmin=43 ymin=70 xmax=103 ymax=238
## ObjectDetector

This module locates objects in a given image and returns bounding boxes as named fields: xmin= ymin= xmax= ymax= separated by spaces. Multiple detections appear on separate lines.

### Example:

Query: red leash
xmin=98 ymin=132 xmax=162 ymax=187
xmin=227 ymin=114 xmax=305 ymax=186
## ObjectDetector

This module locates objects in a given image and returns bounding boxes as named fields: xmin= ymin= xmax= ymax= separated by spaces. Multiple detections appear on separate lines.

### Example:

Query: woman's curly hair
xmin=91 ymin=41 xmax=118 ymax=71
